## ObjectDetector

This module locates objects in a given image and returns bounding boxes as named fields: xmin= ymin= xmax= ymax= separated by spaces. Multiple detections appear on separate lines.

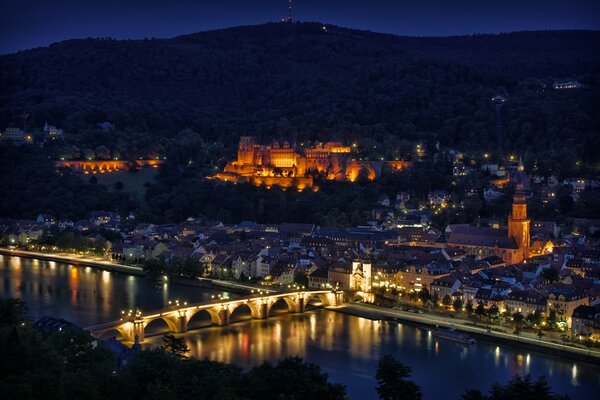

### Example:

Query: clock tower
xmin=508 ymin=182 xmax=530 ymax=262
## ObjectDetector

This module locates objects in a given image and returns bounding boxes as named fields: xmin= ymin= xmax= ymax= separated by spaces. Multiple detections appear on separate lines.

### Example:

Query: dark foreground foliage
xmin=0 ymin=299 xmax=574 ymax=400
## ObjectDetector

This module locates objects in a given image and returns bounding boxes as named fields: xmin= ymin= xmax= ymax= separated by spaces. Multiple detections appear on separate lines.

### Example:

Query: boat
xmin=432 ymin=327 xmax=476 ymax=345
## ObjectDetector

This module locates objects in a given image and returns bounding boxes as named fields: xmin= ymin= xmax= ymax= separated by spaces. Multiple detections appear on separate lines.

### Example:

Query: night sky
xmin=1 ymin=0 xmax=599 ymax=54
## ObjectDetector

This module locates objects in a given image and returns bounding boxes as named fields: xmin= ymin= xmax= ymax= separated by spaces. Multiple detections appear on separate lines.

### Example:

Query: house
xmin=539 ymin=186 xmax=557 ymax=204
xmin=57 ymin=219 xmax=74 ymax=230
xmin=231 ymin=253 xmax=253 ymax=279
xmin=428 ymin=190 xmax=449 ymax=208
xmin=571 ymin=305 xmax=600 ymax=340
xmin=89 ymin=211 xmax=120 ymax=226
xmin=453 ymin=163 xmax=470 ymax=177
xmin=377 ymin=195 xmax=391 ymax=207
xmin=430 ymin=275 xmax=462 ymax=299
xmin=504 ymin=290 xmax=547 ymax=316
xmin=394 ymin=260 xmax=454 ymax=292
xmin=122 ymin=245 xmax=144 ymax=260
xmin=395 ymin=192 xmax=411 ymax=209
xmin=43 ymin=122 xmax=64 ymax=138
xmin=474 ymin=288 xmax=504 ymax=310
xmin=328 ymin=261 xmax=353 ymax=290
xmin=270 ymin=261 xmax=295 ymax=286
xmin=483 ymin=187 xmax=504 ymax=201
xmin=254 ymin=255 xmax=274 ymax=278
xmin=210 ymin=254 xmax=231 ymax=277
xmin=481 ymin=164 xmax=506 ymax=177
xmin=547 ymin=287 xmax=589 ymax=327
xmin=308 ymin=268 xmax=329 ymax=289
xmin=2 ymin=127 xmax=27 ymax=144
xmin=553 ymin=81 xmax=582 ymax=89
xmin=36 ymin=214 xmax=56 ymax=226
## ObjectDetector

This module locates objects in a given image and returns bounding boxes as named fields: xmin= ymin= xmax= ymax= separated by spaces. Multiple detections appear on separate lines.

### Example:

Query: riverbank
xmin=0 ymin=247 xmax=144 ymax=276
xmin=0 ymin=248 xmax=274 ymax=295
xmin=330 ymin=303 xmax=600 ymax=365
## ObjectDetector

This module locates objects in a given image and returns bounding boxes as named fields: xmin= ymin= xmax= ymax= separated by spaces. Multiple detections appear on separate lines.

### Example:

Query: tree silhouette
xmin=375 ymin=354 xmax=422 ymax=400
xmin=162 ymin=334 xmax=190 ymax=359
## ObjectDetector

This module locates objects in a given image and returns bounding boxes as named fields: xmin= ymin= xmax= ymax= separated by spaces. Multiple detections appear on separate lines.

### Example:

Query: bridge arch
xmin=267 ymin=296 xmax=297 ymax=316
xmin=229 ymin=303 xmax=256 ymax=323
xmin=144 ymin=316 xmax=179 ymax=336
xmin=186 ymin=307 xmax=222 ymax=327
xmin=304 ymin=292 xmax=328 ymax=306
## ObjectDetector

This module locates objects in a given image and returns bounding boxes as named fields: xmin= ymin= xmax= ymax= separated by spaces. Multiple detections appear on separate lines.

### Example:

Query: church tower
xmin=508 ymin=182 xmax=530 ymax=262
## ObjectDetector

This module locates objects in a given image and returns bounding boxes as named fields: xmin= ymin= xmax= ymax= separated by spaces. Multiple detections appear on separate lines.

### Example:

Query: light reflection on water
xmin=141 ymin=309 xmax=600 ymax=400
xmin=1 ymin=255 xmax=599 ymax=399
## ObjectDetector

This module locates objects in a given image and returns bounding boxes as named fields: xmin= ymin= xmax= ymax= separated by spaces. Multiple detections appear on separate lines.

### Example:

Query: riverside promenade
xmin=0 ymin=248 xmax=144 ymax=275
xmin=333 ymin=302 xmax=600 ymax=364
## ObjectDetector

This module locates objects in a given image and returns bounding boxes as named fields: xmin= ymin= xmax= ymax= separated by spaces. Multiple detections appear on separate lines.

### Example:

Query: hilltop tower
xmin=508 ymin=181 xmax=530 ymax=262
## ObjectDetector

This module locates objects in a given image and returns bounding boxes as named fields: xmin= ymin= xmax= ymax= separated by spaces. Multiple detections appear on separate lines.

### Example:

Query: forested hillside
xmin=1 ymin=23 xmax=599 ymax=161
xmin=1 ymin=23 xmax=599 ymax=224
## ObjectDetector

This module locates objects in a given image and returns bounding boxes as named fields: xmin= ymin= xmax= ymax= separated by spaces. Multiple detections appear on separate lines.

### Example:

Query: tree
xmin=0 ymin=298 xmax=27 ymax=326
xmin=547 ymin=310 xmax=558 ymax=329
xmin=294 ymin=272 xmax=309 ymax=288
xmin=143 ymin=258 xmax=166 ymax=278
xmin=417 ymin=288 xmax=431 ymax=304
xmin=94 ymin=146 xmax=111 ymax=160
xmin=431 ymin=292 xmax=440 ymax=309
xmin=475 ymin=302 xmax=486 ymax=319
xmin=244 ymin=357 xmax=346 ymax=400
xmin=466 ymin=300 xmax=474 ymax=315
xmin=527 ymin=310 xmax=543 ymax=327
xmin=461 ymin=375 xmax=570 ymax=400
xmin=162 ymin=334 xmax=190 ymax=359
xmin=488 ymin=305 xmax=500 ymax=321
xmin=375 ymin=354 xmax=422 ymax=400
xmin=513 ymin=312 xmax=525 ymax=333
xmin=442 ymin=295 xmax=452 ymax=308
xmin=453 ymin=298 xmax=464 ymax=312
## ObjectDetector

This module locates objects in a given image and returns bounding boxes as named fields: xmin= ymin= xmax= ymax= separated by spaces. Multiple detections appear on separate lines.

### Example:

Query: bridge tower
xmin=217 ymin=305 xmax=230 ymax=326
xmin=176 ymin=309 xmax=188 ymax=333
xmin=127 ymin=309 xmax=145 ymax=342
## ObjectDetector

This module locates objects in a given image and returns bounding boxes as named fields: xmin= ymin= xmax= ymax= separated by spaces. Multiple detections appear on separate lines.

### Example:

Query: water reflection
xmin=1 ymin=256 xmax=599 ymax=400
xmin=0 ymin=255 xmax=228 ymax=327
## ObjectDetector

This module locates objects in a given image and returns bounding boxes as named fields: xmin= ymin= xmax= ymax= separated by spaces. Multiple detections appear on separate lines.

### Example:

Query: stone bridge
xmin=86 ymin=290 xmax=344 ymax=342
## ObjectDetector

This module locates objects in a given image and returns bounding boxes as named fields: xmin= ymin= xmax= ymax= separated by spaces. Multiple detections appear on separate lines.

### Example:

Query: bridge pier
xmin=131 ymin=319 xmax=145 ymax=342
xmin=177 ymin=315 xmax=188 ymax=333
xmin=217 ymin=308 xmax=230 ymax=326
xmin=327 ymin=291 xmax=345 ymax=306
xmin=258 ymin=302 xmax=268 ymax=319
xmin=293 ymin=296 xmax=305 ymax=313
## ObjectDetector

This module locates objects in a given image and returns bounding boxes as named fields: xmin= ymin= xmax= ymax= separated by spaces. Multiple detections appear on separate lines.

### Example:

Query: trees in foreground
xmin=376 ymin=354 xmax=422 ymax=400
xmin=460 ymin=375 xmax=570 ymax=400
xmin=0 ymin=299 xmax=573 ymax=400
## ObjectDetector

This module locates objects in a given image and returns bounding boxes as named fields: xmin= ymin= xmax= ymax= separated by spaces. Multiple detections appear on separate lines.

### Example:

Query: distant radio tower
xmin=287 ymin=0 xmax=293 ymax=22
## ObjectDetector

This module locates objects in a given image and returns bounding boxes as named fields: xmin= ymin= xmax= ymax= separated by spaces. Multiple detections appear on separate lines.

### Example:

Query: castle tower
xmin=237 ymin=136 xmax=256 ymax=165
xmin=508 ymin=182 xmax=530 ymax=262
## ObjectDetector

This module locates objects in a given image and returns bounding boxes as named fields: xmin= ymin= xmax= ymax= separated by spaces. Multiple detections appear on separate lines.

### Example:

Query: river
xmin=1 ymin=254 xmax=599 ymax=399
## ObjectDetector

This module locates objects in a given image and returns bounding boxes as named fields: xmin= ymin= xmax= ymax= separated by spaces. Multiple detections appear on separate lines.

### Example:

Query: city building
xmin=2 ymin=127 xmax=30 ymax=144
xmin=447 ymin=181 xmax=531 ymax=264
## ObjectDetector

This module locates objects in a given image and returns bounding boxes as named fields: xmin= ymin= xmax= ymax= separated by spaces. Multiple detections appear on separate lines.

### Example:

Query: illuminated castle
xmin=211 ymin=136 xmax=411 ymax=190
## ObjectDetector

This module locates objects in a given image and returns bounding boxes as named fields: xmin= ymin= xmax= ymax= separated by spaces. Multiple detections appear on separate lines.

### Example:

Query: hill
xmin=1 ymin=23 xmax=599 ymax=162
